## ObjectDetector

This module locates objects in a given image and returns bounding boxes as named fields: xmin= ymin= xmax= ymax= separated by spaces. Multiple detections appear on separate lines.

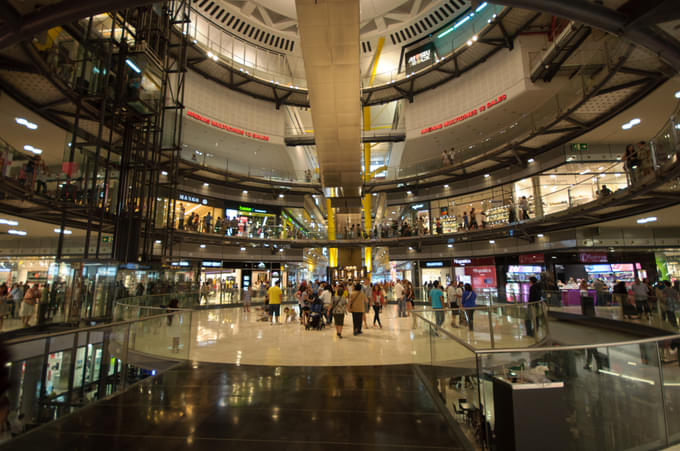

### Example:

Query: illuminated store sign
xmin=202 ymin=261 xmax=222 ymax=268
xmin=186 ymin=110 xmax=270 ymax=141
xmin=420 ymin=94 xmax=508 ymax=135
xmin=425 ymin=262 xmax=444 ymax=267
xmin=171 ymin=261 xmax=190 ymax=267
xmin=179 ymin=193 xmax=200 ymax=203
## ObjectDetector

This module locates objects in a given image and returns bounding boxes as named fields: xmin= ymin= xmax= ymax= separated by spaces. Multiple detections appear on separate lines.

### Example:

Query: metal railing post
xmin=487 ymin=305 xmax=495 ymax=348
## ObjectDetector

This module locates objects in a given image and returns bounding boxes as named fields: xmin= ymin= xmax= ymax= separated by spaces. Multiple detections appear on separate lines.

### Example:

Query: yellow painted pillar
xmin=326 ymin=198 xmax=337 ymax=267
xmin=361 ymin=37 xmax=384 ymax=277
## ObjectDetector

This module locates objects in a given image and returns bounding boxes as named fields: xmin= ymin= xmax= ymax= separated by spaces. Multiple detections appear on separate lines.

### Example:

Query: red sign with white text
xmin=519 ymin=253 xmax=545 ymax=264
xmin=186 ymin=110 xmax=270 ymax=142
xmin=420 ymin=94 xmax=508 ymax=135
xmin=465 ymin=266 xmax=497 ymax=289
xmin=579 ymin=252 xmax=608 ymax=263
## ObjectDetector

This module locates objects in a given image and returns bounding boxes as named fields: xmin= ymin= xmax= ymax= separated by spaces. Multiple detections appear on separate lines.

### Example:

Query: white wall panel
xmin=184 ymin=70 xmax=285 ymax=140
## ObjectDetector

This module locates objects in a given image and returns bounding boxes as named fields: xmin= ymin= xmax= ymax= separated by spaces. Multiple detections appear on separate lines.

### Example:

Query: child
xmin=283 ymin=307 xmax=297 ymax=323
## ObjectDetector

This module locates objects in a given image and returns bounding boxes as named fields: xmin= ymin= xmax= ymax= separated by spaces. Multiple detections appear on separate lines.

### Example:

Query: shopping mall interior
xmin=0 ymin=0 xmax=679 ymax=449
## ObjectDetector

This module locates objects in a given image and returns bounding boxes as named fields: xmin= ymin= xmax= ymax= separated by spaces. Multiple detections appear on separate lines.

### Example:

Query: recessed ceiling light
xmin=675 ymin=90 xmax=680 ymax=99
xmin=200 ymin=244 xmax=206 ymax=248
xmin=527 ymin=158 xmax=534 ymax=163
xmin=279 ymin=194 xmax=284 ymax=198
xmin=636 ymin=216 xmax=657 ymax=224
xmin=8 ymin=230 xmax=26 ymax=236
xmin=15 ymin=117 xmax=37 ymax=130
xmin=243 ymin=190 xmax=248 ymax=194
xmin=24 ymin=145 xmax=42 ymax=155
xmin=489 ymin=240 xmax=495 ymax=244
xmin=279 ymin=248 xmax=284 ymax=252
xmin=537 ymin=234 xmax=544 ymax=238
xmin=240 ymin=247 xmax=246 ymax=251
xmin=484 ymin=174 xmax=490 ymax=178
xmin=444 ymin=184 xmax=449 ymax=188
xmin=203 ymin=182 xmax=209 ymax=187
xmin=0 ymin=219 xmax=18 ymax=226
xmin=406 ymin=191 xmax=412 ymax=195
xmin=53 ymin=228 xmax=72 ymax=235
xmin=155 ymin=240 xmax=162 ymax=244
xmin=622 ymin=118 xmax=640 ymax=130
xmin=447 ymin=244 xmax=453 ymax=248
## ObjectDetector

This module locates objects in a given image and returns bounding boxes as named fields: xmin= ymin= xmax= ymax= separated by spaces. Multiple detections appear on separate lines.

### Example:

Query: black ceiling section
xmin=191 ymin=0 xmax=297 ymax=52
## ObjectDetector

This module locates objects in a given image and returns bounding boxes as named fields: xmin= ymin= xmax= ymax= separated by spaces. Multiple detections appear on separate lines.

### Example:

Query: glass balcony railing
xmin=3 ymin=310 xmax=193 ymax=440
xmin=413 ymin=307 xmax=680 ymax=450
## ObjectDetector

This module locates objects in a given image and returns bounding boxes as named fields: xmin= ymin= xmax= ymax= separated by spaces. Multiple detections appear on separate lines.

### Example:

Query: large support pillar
xmin=532 ymin=175 xmax=544 ymax=218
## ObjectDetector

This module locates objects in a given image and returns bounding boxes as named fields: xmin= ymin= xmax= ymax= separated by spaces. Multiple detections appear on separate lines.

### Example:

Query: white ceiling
xmin=576 ymin=77 xmax=680 ymax=145
xmin=0 ymin=213 xmax=88 ymax=238
xmin=0 ymin=92 xmax=68 ymax=166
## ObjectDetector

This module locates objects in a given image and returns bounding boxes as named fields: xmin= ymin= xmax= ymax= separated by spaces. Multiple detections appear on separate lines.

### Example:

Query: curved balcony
xmin=176 ymin=3 xmax=537 ymax=107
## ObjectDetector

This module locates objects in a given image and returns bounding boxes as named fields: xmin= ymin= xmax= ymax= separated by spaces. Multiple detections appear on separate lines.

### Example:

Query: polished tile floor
xmin=3 ymin=362 xmax=465 ymax=450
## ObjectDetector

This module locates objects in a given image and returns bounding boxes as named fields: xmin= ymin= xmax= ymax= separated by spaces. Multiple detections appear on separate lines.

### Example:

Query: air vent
xmin=191 ymin=0 xmax=296 ymax=53
xmin=388 ymin=1 xmax=469 ymax=46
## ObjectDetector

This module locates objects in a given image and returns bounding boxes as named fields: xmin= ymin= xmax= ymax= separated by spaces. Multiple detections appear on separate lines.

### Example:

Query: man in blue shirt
xmin=429 ymin=280 xmax=445 ymax=327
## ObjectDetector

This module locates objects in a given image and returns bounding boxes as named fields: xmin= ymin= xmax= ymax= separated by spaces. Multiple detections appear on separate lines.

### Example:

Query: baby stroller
xmin=306 ymin=299 xmax=326 ymax=330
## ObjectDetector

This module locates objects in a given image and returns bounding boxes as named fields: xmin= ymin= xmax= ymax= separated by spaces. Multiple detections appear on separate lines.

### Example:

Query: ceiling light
xmin=484 ymin=174 xmax=490 ymax=178
xmin=447 ymin=244 xmax=453 ymax=248
xmin=240 ymin=247 xmax=246 ymax=251
xmin=537 ymin=234 xmax=544 ymax=238
xmin=279 ymin=194 xmax=284 ymax=198
xmin=406 ymin=191 xmax=412 ymax=195
xmin=24 ymin=145 xmax=42 ymax=155
xmin=372 ymin=193 xmax=377 ymax=196
xmin=622 ymin=118 xmax=640 ymax=130
xmin=527 ymin=158 xmax=534 ymax=163
xmin=467 ymin=40 xmax=473 ymax=46
xmin=279 ymin=248 xmax=284 ymax=252
xmin=200 ymin=244 xmax=206 ymax=248
xmin=636 ymin=217 xmax=657 ymax=224
xmin=8 ymin=230 xmax=26 ymax=236
xmin=489 ymin=240 xmax=495 ymax=244
xmin=242 ymin=190 xmax=248 ymax=194
xmin=53 ymin=228 xmax=72 ymax=235
xmin=203 ymin=182 xmax=209 ymax=187
xmin=15 ymin=117 xmax=37 ymax=130
xmin=155 ymin=240 xmax=162 ymax=244
xmin=408 ymin=247 xmax=413 ymax=250
xmin=675 ymin=90 xmax=680 ymax=99
xmin=125 ymin=58 xmax=141 ymax=73
xmin=0 ymin=219 xmax=18 ymax=226
xmin=161 ymin=171 xmax=168 ymax=176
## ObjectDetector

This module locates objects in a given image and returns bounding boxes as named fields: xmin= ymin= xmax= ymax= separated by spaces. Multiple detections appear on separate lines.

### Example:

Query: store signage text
xmin=202 ymin=261 xmax=222 ymax=268
xmin=425 ymin=262 xmax=444 ymax=267
xmin=171 ymin=261 xmax=190 ymax=267
xmin=579 ymin=252 xmax=608 ymax=263
xmin=186 ymin=110 xmax=270 ymax=141
xmin=411 ymin=203 xmax=425 ymax=210
xmin=519 ymin=253 xmax=545 ymax=264
xmin=179 ymin=193 xmax=200 ymax=203
xmin=420 ymin=94 xmax=507 ymax=135
xmin=239 ymin=206 xmax=253 ymax=212
xmin=454 ymin=258 xmax=472 ymax=265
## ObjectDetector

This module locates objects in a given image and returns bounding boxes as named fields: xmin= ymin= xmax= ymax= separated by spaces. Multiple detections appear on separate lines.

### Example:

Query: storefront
xmin=505 ymin=254 xmax=546 ymax=303
xmin=420 ymin=260 xmax=452 ymax=287
xmin=453 ymin=257 xmax=498 ymax=300
xmin=155 ymin=191 xmax=224 ymax=232
xmin=655 ymin=251 xmax=680 ymax=282
xmin=224 ymin=201 xmax=281 ymax=238
xmin=0 ymin=257 xmax=54 ymax=285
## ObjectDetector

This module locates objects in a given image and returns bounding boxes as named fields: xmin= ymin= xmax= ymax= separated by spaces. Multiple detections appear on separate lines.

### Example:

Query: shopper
xmin=461 ymin=283 xmax=477 ymax=331
xmin=0 ymin=284 xmax=8 ymax=330
xmin=349 ymin=282 xmax=367 ymax=336
xmin=429 ymin=281 xmax=445 ymax=328
xmin=395 ymin=279 xmax=405 ymax=318
xmin=330 ymin=287 xmax=347 ymax=338
xmin=623 ymin=144 xmax=639 ymax=185
xmin=372 ymin=284 xmax=384 ymax=328
xmin=463 ymin=212 xmax=469 ymax=230
xmin=267 ymin=281 xmax=282 ymax=324
xmin=447 ymin=281 xmax=459 ymax=327
xmin=20 ymin=284 xmax=40 ymax=327
xmin=662 ymin=281 xmax=679 ymax=328
xmin=469 ymin=208 xmax=478 ymax=230
xmin=361 ymin=279 xmax=371 ymax=328
xmin=519 ymin=196 xmax=530 ymax=220
xmin=242 ymin=286 xmax=252 ymax=312
xmin=320 ymin=284 xmax=333 ymax=325
xmin=526 ymin=276 xmax=541 ymax=337
xmin=9 ymin=283 xmax=22 ymax=318
xmin=632 ymin=278 xmax=650 ymax=319
xmin=405 ymin=280 xmax=415 ymax=317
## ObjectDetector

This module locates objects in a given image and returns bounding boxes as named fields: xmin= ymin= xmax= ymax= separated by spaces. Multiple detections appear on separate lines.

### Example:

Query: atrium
xmin=0 ymin=0 xmax=679 ymax=449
